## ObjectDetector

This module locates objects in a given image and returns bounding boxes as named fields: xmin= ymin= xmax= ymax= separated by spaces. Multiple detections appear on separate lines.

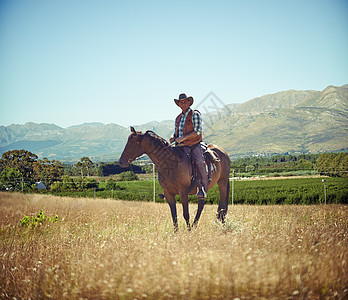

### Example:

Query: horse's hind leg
xmin=217 ymin=178 xmax=230 ymax=223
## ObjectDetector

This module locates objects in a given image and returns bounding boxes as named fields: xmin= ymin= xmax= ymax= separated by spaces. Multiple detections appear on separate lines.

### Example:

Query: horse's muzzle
xmin=118 ymin=157 xmax=130 ymax=168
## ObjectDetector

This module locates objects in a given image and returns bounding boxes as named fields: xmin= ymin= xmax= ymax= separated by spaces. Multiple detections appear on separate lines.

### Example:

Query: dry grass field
xmin=1 ymin=192 xmax=347 ymax=299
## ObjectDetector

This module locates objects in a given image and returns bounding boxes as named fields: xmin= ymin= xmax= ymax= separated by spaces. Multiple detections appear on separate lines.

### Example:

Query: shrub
xmin=118 ymin=171 xmax=139 ymax=181
xmin=50 ymin=181 xmax=63 ymax=192
xmin=105 ymin=178 xmax=118 ymax=190
xmin=20 ymin=210 xmax=58 ymax=227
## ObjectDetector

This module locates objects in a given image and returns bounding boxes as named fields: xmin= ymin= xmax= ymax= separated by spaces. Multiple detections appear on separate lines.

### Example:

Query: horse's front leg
xmin=166 ymin=194 xmax=178 ymax=232
xmin=180 ymin=192 xmax=191 ymax=230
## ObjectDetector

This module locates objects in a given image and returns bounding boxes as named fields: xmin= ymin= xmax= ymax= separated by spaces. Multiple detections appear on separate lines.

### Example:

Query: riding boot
xmin=196 ymin=162 xmax=209 ymax=199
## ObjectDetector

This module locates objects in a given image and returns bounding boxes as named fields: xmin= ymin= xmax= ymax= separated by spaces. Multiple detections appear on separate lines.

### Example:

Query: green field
xmin=227 ymin=177 xmax=348 ymax=205
xmin=48 ymin=177 xmax=348 ymax=205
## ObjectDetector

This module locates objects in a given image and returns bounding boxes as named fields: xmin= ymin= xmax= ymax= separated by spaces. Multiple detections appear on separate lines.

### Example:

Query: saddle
xmin=182 ymin=143 xmax=220 ymax=193
xmin=158 ymin=143 xmax=220 ymax=200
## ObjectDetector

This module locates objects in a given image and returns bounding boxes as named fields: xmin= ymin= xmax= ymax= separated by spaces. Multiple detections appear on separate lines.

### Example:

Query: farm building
xmin=35 ymin=181 xmax=46 ymax=190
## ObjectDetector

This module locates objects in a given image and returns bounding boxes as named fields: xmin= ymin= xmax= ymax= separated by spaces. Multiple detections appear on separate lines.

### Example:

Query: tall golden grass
xmin=1 ymin=192 xmax=347 ymax=299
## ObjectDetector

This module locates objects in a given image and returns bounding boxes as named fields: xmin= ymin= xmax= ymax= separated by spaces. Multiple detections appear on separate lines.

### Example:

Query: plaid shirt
xmin=175 ymin=108 xmax=202 ymax=137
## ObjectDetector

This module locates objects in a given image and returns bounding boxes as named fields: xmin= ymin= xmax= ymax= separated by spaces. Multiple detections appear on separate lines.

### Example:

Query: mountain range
xmin=0 ymin=84 xmax=347 ymax=162
xmin=204 ymin=84 xmax=348 ymax=157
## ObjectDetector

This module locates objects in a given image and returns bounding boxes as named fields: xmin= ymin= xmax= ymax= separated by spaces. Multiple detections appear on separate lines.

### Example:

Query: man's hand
xmin=169 ymin=136 xmax=184 ymax=144
xmin=175 ymin=136 xmax=185 ymax=144
xmin=170 ymin=132 xmax=199 ymax=145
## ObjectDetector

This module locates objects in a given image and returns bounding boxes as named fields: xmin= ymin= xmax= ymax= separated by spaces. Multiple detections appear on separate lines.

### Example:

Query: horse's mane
xmin=144 ymin=130 xmax=170 ymax=147
xmin=144 ymin=130 xmax=186 ymax=160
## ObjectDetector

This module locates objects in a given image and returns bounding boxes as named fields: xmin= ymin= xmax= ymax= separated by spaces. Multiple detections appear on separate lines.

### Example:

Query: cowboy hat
xmin=174 ymin=93 xmax=194 ymax=106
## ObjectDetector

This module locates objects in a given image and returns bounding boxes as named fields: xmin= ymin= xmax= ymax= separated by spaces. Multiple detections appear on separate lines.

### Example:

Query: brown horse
xmin=119 ymin=127 xmax=231 ymax=231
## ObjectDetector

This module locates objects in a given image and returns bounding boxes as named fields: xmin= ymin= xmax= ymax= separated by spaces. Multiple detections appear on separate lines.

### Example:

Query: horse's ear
xmin=130 ymin=126 xmax=136 ymax=133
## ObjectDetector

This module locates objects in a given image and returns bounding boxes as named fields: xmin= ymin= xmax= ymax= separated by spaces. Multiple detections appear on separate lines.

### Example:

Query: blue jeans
xmin=183 ymin=143 xmax=208 ymax=198
xmin=182 ymin=143 xmax=205 ymax=165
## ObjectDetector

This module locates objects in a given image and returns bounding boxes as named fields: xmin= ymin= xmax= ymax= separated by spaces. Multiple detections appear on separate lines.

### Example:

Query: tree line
xmin=1 ymin=149 xmax=347 ymax=192
xmin=316 ymin=153 xmax=348 ymax=177
xmin=0 ymin=150 xmax=64 ymax=190
xmin=230 ymin=152 xmax=347 ymax=177
xmin=0 ymin=150 xmax=144 ymax=191
xmin=63 ymin=159 xmax=144 ymax=177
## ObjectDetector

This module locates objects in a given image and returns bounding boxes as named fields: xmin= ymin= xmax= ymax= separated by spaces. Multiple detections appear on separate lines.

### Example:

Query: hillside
xmin=0 ymin=121 xmax=174 ymax=162
xmin=233 ymin=89 xmax=320 ymax=115
xmin=0 ymin=84 xmax=347 ymax=161
xmin=204 ymin=84 xmax=348 ymax=157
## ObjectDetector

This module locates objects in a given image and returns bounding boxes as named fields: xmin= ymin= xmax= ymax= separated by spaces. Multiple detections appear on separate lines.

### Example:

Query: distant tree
xmin=50 ymin=181 xmax=63 ymax=193
xmin=317 ymin=153 xmax=348 ymax=177
xmin=62 ymin=175 xmax=76 ymax=191
xmin=0 ymin=150 xmax=38 ymax=182
xmin=81 ymin=157 xmax=93 ymax=177
xmin=98 ymin=162 xmax=145 ymax=176
xmin=0 ymin=168 xmax=23 ymax=191
xmin=330 ymin=153 xmax=347 ymax=177
xmin=332 ymin=153 xmax=348 ymax=177
xmin=75 ymin=161 xmax=84 ymax=177
xmin=297 ymin=159 xmax=314 ymax=170
xmin=231 ymin=153 xmax=320 ymax=175
xmin=245 ymin=165 xmax=255 ymax=172
xmin=33 ymin=158 xmax=64 ymax=186
xmin=316 ymin=154 xmax=327 ymax=175
xmin=75 ymin=157 xmax=93 ymax=177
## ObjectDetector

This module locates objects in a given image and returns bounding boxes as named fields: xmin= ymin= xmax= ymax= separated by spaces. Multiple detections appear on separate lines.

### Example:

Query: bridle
xmin=122 ymin=133 xmax=144 ymax=164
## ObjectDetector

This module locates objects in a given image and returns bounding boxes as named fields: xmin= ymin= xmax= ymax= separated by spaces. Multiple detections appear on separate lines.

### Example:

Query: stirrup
xmin=197 ymin=187 xmax=207 ymax=199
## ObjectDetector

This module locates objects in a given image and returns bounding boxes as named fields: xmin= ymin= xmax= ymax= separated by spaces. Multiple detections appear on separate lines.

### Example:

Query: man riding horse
xmin=119 ymin=93 xmax=230 ymax=230
xmin=169 ymin=93 xmax=209 ymax=200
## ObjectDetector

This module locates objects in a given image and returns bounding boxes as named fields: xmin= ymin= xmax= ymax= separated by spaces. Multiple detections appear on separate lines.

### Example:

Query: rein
xmin=122 ymin=133 xmax=144 ymax=164
xmin=163 ymin=142 xmax=185 ymax=149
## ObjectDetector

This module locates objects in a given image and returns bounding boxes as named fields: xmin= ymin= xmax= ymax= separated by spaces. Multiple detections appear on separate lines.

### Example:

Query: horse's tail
xmin=225 ymin=177 xmax=230 ymax=207
xmin=218 ymin=175 xmax=230 ymax=223
xmin=214 ymin=146 xmax=230 ymax=223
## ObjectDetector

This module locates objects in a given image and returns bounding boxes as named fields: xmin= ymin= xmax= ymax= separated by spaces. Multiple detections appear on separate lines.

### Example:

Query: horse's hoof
xmin=192 ymin=220 xmax=199 ymax=228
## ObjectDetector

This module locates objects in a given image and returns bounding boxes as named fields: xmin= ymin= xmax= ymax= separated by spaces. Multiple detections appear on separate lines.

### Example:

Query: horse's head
xmin=119 ymin=127 xmax=145 ymax=168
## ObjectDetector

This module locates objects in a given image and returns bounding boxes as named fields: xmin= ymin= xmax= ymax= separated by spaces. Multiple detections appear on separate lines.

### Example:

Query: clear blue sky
xmin=0 ymin=0 xmax=347 ymax=128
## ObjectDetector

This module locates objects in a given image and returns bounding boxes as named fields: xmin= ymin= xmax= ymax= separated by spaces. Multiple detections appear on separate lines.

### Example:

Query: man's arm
xmin=175 ymin=131 xmax=198 ymax=144
xmin=192 ymin=110 xmax=202 ymax=136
